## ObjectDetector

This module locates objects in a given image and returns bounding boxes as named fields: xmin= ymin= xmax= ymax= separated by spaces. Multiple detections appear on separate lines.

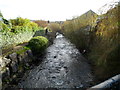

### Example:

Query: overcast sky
xmin=0 ymin=0 xmax=117 ymax=21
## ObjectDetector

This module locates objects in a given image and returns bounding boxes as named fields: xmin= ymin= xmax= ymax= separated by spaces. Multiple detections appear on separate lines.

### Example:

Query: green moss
xmin=16 ymin=46 xmax=30 ymax=55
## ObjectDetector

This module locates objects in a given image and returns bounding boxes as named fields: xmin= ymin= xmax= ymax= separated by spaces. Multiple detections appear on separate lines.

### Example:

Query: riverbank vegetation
xmin=62 ymin=5 xmax=120 ymax=81
xmin=0 ymin=15 xmax=49 ymax=88
xmin=89 ymin=5 xmax=120 ymax=80
xmin=0 ymin=16 xmax=44 ymax=49
xmin=0 ymin=3 xmax=119 ymax=84
xmin=45 ymin=22 xmax=62 ymax=44
xmin=62 ymin=10 xmax=98 ymax=52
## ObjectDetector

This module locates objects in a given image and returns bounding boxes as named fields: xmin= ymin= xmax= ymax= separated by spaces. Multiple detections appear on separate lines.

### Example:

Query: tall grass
xmin=62 ymin=10 xmax=98 ymax=52
xmin=62 ymin=6 xmax=120 ymax=81
xmin=88 ymin=5 xmax=120 ymax=80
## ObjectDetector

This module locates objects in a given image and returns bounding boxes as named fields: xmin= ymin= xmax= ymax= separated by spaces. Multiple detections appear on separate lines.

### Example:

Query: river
xmin=18 ymin=33 xmax=94 ymax=88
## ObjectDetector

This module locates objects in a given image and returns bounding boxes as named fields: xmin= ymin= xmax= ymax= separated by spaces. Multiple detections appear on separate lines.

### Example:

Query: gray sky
xmin=0 ymin=0 xmax=117 ymax=21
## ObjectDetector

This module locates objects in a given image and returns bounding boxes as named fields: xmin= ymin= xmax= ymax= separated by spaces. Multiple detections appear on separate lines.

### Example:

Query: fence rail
xmin=88 ymin=74 xmax=120 ymax=90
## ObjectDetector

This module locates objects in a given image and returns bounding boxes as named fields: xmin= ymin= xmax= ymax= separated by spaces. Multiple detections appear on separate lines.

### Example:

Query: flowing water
xmin=18 ymin=33 xmax=93 ymax=88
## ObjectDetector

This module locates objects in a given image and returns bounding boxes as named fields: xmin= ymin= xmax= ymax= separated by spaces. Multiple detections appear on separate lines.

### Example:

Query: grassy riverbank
xmin=62 ymin=5 xmax=120 ymax=81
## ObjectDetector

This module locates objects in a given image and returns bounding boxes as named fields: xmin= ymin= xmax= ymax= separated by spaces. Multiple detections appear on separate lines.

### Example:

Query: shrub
xmin=10 ymin=17 xmax=30 ymax=26
xmin=10 ymin=17 xmax=40 ymax=33
xmin=28 ymin=36 xmax=48 ymax=54
xmin=27 ymin=22 xmax=40 ymax=32
xmin=1 ymin=22 xmax=11 ymax=32
xmin=1 ymin=16 xmax=44 ymax=49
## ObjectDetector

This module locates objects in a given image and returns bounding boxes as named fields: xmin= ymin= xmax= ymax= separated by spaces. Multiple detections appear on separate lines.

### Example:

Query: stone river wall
xmin=0 ymin=49 xmax=34 ymax=89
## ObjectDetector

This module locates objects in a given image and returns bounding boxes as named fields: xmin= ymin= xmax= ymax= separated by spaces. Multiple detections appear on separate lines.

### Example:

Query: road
xmin=18 ymin=33 xmax=94 ymax=88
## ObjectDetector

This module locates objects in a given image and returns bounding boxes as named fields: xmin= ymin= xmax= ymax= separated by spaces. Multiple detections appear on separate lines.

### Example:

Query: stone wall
xmin=0 ymin=49 xmax=34 ymax=89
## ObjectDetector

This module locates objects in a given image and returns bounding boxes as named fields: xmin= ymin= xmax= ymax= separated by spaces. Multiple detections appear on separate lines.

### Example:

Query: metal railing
xmin=88 ymin=74 xmax=120 ymax=90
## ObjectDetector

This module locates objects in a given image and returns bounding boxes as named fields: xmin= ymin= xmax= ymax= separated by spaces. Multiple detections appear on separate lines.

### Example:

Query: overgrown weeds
xmin=62 ymin=5 xmax=120 ymax=81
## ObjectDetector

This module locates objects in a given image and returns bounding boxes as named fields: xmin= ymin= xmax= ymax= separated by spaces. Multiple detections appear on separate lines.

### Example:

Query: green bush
xmin=27 ymin=22 xmax=40 ymax=32
xmin=0 ymin=17 xmax=42 ymax=48
xmin=10 ymin=17 xmax=30 ymax=26
xmin=10 ymin=17 xmax=40 ymax=33
xmin=28 ymin=36 xmax=48 ymax=54
xmin=1 ymin=22 xmax=11 ymax=32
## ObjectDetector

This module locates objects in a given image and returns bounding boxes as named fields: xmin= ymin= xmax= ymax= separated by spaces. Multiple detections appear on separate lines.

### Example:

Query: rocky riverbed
xmin=18 ymin=33 xmax=94 ymax=88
